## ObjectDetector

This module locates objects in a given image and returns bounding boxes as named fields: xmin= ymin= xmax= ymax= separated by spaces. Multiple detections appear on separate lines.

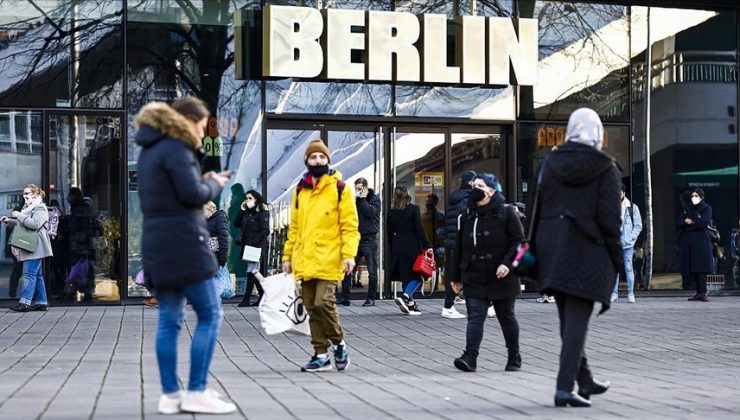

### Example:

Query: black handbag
xmin=707 ymin=222 xmax=721 ymax=244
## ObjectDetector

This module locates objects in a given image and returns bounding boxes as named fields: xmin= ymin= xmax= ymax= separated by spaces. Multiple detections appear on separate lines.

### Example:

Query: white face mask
xmin=691 ymin=197 xmax=701 ymax=205
xmin=246 ymin=201 xmax=255 ymax=209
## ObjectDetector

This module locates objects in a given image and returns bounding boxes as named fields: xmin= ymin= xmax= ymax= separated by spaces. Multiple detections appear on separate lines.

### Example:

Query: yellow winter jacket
xmin=283 ymin=169 xmax=360 ymax=282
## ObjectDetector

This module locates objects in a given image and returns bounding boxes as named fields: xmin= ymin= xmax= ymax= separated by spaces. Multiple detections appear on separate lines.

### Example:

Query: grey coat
xmin=12 ymin=203 xmax=53 ymax=261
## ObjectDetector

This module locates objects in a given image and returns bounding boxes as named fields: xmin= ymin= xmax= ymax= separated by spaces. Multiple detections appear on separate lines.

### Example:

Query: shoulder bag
xmin=9 ymin=223 xmax=39 ymax=253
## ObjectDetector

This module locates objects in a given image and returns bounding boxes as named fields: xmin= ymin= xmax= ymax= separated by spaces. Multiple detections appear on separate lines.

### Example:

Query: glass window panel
xmin=517 ymin=1 xmax=630 ymax=122
xmin=396 ymin=86 xmax=515 ymax=120
xmin=0 ymin=1 xmax=123 ymax=108
xmin=0 ymin=110 xmax=42 ymax=299
xmin=266 ymin=80 xmax=392 ymax=115
xmin=451 ymin=132 xmax=504 ymax=187
xmin=47 ymin=114 xmax=122 ymax=303
xmin=328 ymin=130 xmax=382 ymax=190
xmin=631 ymin=7 xmax=738 ymax=290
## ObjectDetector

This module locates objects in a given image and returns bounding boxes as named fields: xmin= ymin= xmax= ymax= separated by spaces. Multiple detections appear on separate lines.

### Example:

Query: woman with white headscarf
xmin=530 ymin=108 xmax=623 ymax=407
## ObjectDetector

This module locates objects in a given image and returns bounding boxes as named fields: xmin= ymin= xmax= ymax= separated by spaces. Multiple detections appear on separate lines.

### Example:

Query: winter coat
xmin=67 ymin=199 xmax=99 ymax=261
xmin=356 ymin=189 xmax=380 ymax=236
xmin=235 ymin=205 xmax=270 ymax=271
xmin=676 ymin=201 xmax=715 ymax=275
xmin=283 ymin=170 xmax=360 ymax=282
xmin=10 ymin=202 xmax=53 ymax=261
xmin=620 ymin=199 xmax=643 ymax=249
xmin=533 ymin=142 xmax=623 ymax=311
xmin=135 ymin=102 xmax=222 ymax=290
xmin=449 ymin=193 xmax=525 ymax=300
xmin=445 ymin=186 xmax=472 ymax=249
xmin=206 ymin=209 xmax=229 ymax=266
xmin=387 ymin=204 xmax=432 ymax=285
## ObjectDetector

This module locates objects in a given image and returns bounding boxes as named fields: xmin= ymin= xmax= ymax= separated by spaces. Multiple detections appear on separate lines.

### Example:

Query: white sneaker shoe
xmin=627 ymin=293 xmax=636 ymax=303
xmin=487 ymin=306 xmax=496 ymax=318
xmin=610 ymin=293 xmax=618 ymax=303
xmin=546 ymin=295 xmax=556 ymax=303
xmin=180 ymin=389 xmax=237 ymax=414
xmin=158 ymin=393 xmax=181 ymax=414
xmin=441 ymin=307 xmax=466 ymax=319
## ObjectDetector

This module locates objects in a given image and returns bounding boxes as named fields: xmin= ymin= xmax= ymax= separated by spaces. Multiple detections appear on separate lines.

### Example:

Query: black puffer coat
xmin=207 ymin=209 xmax=229 ymax=266
xmin=387 ymin=204 xmax=432 ymax=285
xmin=445 ymin=186 xmax=472 ymax=249
xmin=533 ymin=142 xmax=623 ymax=312
xmin=235 ymin=206 xmax=270 ymax=273
xmin=449 ymin=193 xmax=525 ymax=300
xmin=676 ymin=201 xmax=714 ymax=275
xmin=135 ymin=102 xmax=221 ymax=290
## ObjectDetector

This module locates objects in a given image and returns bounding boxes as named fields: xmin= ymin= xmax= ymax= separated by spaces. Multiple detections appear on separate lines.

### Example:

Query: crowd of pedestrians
xmin=6 ymin=99 xmax=732 ymax=414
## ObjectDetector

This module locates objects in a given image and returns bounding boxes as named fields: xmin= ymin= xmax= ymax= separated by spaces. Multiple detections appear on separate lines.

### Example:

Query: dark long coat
xmin=387 ymin=204 xmax=432 ymax=285
xmin=533 ymin=142 xmax=623 ymax=311
xmin=235 ymin=206 xmax=270 ymax=274
xmin=135 ymin=103 xmax=221 ymax=290
xmin=449 ymin=193 xmax=525 ymax=300
xmin=676 ymin=201 xmax=714 ymax=275
xmin=206 ymin=209 xmax=229 ymax=266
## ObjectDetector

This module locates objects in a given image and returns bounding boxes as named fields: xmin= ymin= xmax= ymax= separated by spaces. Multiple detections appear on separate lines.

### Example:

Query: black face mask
xmin=307 ymin=164 xmax=329 ymax=178
xmin=468 ymin=187 xmax=486 ymax=203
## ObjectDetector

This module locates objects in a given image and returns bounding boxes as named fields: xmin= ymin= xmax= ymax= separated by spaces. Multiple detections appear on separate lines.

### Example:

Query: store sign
xmin=258 ymin=5 xmax=537 ymax=86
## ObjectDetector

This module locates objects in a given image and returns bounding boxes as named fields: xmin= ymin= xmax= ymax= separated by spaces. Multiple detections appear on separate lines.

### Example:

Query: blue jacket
xmin=620 ymin=199 xmax=642 ymax=249
xmin=135 ymin=102 xmax=222 ymax=290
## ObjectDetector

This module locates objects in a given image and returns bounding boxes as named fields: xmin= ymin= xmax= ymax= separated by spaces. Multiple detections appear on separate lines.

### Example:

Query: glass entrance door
xmin=48 ymin=113 xmax=123 ymax=304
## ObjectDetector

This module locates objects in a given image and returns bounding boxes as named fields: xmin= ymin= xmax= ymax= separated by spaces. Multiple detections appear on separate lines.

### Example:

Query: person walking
xmin=449 ymin=173 xmax=525 ymax=372
xmin=135 ymin=97 xmax=235 ymax=414
xmin=388 ymin=185 xmax=433 ymax=315
xmin=532 ymin=108 xmax=621 ymax=407
xmin=338 ymin=177 xmax=380 ymax=307
xmin=2 ymin=184 xmax=53 ymax=312
xmin=442 ymin=171 xmax=477 ymax=319
xmin=677 ymin=188 xmax=715 ymax=302
xmin=611 ymin=184 xmax=642 ymax=303
xmin=235 ymin=190 xmax=270 ymax=307
xmin=282 ymin=139 xmax=360 ymax=372
xmin=730 ymin=219 xmax=740 ymax=288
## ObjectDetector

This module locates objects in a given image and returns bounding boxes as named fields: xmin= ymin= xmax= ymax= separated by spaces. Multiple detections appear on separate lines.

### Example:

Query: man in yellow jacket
xmin=283 ymin=139 xmax=360 ymax=372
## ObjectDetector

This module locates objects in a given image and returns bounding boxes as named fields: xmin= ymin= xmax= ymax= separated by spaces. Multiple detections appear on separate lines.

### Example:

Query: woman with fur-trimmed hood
xmin=135 ymin=98 xmax=236 ymax=415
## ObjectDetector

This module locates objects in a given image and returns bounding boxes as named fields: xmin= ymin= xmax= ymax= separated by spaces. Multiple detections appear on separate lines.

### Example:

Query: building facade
xmin=0 ymin=0 xmax=738 ymax=304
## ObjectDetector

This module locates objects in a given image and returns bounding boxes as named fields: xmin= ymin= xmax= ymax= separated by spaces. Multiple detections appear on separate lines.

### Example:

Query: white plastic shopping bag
xmin=258 ymin=273 xmax=310 ymax=336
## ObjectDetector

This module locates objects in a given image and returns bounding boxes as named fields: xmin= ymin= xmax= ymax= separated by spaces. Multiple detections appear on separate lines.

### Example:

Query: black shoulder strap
xmin=526 ymin=164 xmax=545 ymax=242
xmin=294 ymin=177 xmax=346 ymax=209
xmin=627 ymin=204 xmax=634 ymax=225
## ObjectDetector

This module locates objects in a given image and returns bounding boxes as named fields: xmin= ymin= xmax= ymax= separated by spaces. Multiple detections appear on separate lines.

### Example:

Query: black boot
xmin=454 ymin=351 xmax=477 ymax=372
xmin=237 ymin=294 xmax=251 ymax=307
xmin=554 ymin=390 xmax=591 ymax=407
xmin=505 ymin=352 xmax=522 ymax=371
xmin=576 ymin=358 xmax=609 ymax=399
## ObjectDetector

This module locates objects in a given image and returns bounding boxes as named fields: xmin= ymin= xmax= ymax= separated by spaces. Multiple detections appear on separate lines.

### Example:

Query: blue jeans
xmin=613 ymin=246 xmax=634 ymax=294
xmin=156 ymin=276 xmax=222 ymax=394
xmin=19 ymin=258 xmax=48 ymax=305
xmin=404 ymin=279 xmax=422 ymax=300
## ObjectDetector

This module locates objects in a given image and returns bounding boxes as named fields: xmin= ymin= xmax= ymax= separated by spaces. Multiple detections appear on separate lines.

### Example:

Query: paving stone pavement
xmin=1 ymin=297 xmax=739 ymax=419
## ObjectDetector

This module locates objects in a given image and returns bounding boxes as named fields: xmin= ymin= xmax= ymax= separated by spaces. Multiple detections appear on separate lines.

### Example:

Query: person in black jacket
xmin=532 ymin=108 xmax=621 ymax=408
xmin=235 ymin=190 xmax=270 ymax=307
xmin=388 ymin=185 xmax=432 ymax=315
xmin=338 ymin=177 xmax=381 ymax=307
xmin=135 ymin=97 xmax=236 ymax=414
xmin=450 ymin=173 xmax=525 ymax=373
xmin=677 ymin=188 xmax=715 ymax=301
xmin=442 ymin=170 xmax=477 ymax=318
xmin=204 ymin=201 xmax=229 ymax=267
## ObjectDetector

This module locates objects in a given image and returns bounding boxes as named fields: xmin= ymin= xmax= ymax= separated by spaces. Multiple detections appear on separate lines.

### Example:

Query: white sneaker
xmin=180 ymin=389 xmax=237 ymax=414
xmin=441 ymin=307 xmax=466 ymax=319
xmin=487 ymin=306 xmax=496 ymax=318
xmin=627 ymin=293 xmax=636 ymax=303
xmin=610 ymin=293 xmax=618 ymax=303
xmin=546 ymin=295 xmax=555 ymax=303
xmin=158 ymin=393 xmax=181 ymax=414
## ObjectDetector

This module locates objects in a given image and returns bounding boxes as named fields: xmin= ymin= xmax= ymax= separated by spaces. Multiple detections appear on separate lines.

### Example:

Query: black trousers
xmin=553 ymin=292 xmax=595 ymax=392
xmin=690 ymin=273 xmax=708 ymax=295
xmin=341 ymin=236 xmax=378 ymax=300
xmin=464 ymin=297 xmax=519 ymax=358
xmin=443 ymin=246 xmax=456 ymax=309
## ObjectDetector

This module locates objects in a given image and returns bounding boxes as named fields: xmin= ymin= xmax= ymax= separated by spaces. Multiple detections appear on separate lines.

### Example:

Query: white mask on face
xmin=691 ymin=197 xmax=701 ymax=205
xmin=246 ymin=201 xmax=255 ymax=209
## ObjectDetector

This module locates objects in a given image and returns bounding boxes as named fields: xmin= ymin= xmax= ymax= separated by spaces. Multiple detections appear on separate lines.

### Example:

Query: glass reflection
xmin=518 ymin=1 xmax=629 ymax=122
xmin=0 ymin=0 xmax=123 ymax=108
xmin=0 ymin=110 xmax=42 ymax=299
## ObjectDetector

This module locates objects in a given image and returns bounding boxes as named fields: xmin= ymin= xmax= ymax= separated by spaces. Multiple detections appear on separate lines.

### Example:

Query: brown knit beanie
xmin=304 ymin=139 xmax=331 ymax=164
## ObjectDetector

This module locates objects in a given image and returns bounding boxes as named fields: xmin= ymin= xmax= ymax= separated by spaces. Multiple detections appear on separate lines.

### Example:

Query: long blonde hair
xmin=391 ymin=185 xmax=411 ymax=210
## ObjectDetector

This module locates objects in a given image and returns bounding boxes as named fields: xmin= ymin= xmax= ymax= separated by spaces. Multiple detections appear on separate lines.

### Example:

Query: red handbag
xmin=413 ymin=249 xmax=436 ymax=278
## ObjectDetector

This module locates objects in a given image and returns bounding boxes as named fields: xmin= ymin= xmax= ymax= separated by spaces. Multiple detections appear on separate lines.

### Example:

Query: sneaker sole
xmin=407 ymin=311 xmax=422 ymax=316
xmin=336 ymin=358 xmax=350 ymax=371
xmin=394 ymin=297 xmax=409 ymax=314
xmin=180 ymin=404 xmax=236 ymax=414
xmin=454 ymin=359 xmax=476 ymax=372
xmin=301 ymin=364 xmax=333 ymax=372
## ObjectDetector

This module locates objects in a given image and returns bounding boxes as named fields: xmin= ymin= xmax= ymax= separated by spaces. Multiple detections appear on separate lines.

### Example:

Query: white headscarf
xmin=565 ymin=108 xmax=604 ymax=151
